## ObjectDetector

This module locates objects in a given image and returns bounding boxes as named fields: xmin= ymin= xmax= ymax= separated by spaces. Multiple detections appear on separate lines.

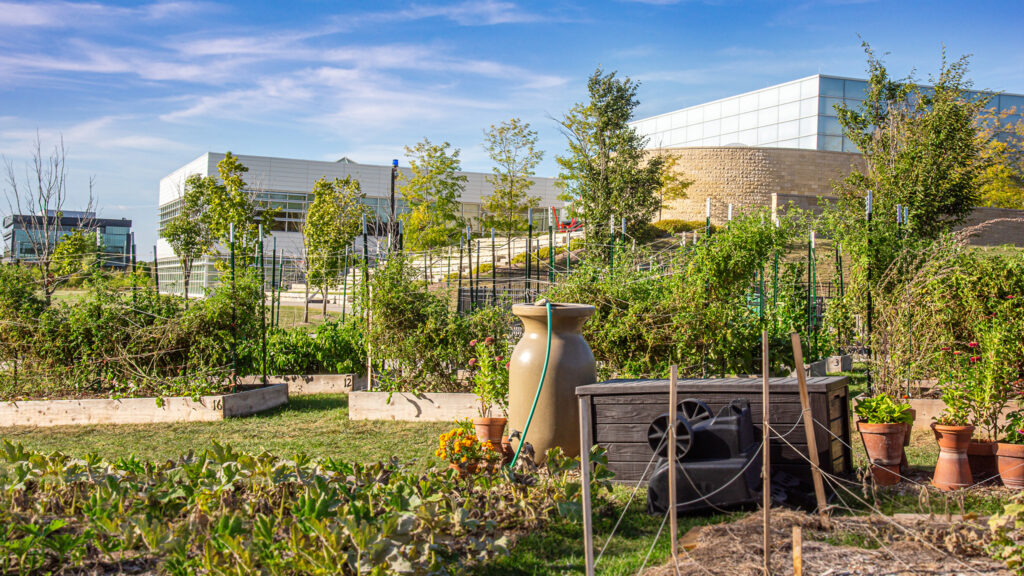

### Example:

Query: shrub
xmin=243 ymin=318 xmax=366 ymax=376
xmin=853 ymin=394 xmax=912 ymax=424
xmin=653 ymin=219 xmax=719 ymax=235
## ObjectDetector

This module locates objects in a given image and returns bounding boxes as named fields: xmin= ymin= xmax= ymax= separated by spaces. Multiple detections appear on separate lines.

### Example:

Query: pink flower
xmin=970 ymin=356 xmax=980 ymax=364
xmin=968 ymin=342 xmax=979 ymax=348
xmin=469 ymin=339 xmax=478 ymax=347
xmin=953 ymin=351 xmax=963 ymax=356
xmin=495 ymin=356 xmax=502 ymax=363
xmin=1008 ymin=295 xmax=1017 ymax=300
xmin=940 ymin=347 xmax=951 ymax=352
xmin=506 ymin=361 xmax=511 ymax=369
xmin=1018 ymin=429 xmax=1024 ymax=435
xmin=469 ymin=358 xmax=477 ymax=367
xmin=484 ymin=336 xmax=495 ymax=345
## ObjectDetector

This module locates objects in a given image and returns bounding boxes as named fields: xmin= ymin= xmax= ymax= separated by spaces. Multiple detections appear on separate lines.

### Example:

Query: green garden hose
xmin=507 ymin=300 xmax=552 ymax=470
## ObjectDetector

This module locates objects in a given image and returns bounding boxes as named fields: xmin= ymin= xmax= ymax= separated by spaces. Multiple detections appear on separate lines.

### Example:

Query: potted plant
xmin=854 ymin=394 xmax=911 ymax=486
xmin=931 ymin=371 xmax=975 ymax=491
xmin=435 ymin=422 xmax=501 ymax=475
xmin=469 ymin=337 xmax=510 ymax=445
xmin=996 ymin=411 xmax=1024 ymax=489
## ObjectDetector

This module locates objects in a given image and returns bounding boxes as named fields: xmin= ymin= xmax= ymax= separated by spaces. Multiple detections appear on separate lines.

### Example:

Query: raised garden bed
xmin=238 ymin=374 xmax=367 ymax=395
xmin=0 ymin=384 xmax=288 ymax=428
xmin=348 ymin=391 xmax=481 ymax=422
xmin=908 ymin=397 xmax=1020 ymax=432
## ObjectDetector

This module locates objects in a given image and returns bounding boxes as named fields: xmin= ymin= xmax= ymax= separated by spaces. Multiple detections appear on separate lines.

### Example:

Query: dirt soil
xmin=643 ymin=509 xmax=1010 ymax=575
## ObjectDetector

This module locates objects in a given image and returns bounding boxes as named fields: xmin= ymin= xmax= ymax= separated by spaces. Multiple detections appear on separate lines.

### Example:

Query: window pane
xmin=820 ymin=77 xmax=844 ymax=97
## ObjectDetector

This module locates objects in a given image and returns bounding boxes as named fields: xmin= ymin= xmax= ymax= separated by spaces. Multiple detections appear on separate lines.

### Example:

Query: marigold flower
xmin=953 ymin=351 xmax=963 ymax=355
xmin=469 ymin=358 xmax=477 ymax=367
xmin=484 ymin=336 xmax=495 ymax=345
xmin=470 ymin=339 xmax=478 ymax=347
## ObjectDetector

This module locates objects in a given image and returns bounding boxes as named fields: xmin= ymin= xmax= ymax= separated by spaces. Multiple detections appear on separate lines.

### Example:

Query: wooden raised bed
xmin=0 ymin=384 xmax=288 ymax=428
xmin=239 ymin=374 xmax=367 ymax=395
xmin=576 ymin=376 xmax=851 ymax=484
xmin=348 ymin=391 xmax=480 ymax=422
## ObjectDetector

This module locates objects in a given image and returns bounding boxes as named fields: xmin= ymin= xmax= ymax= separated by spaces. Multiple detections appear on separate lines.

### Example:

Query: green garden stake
xmin=229 ymin=223 xmax=236 ymax=381
xmin=362 ymin=214 xmax=369 ymax=317
xmin=609 ymin=215 xmax=615 ymax=275
xmin=270 ymin=238 xmax=277 ymax=327
xmin=466 ymin=226 xmax=474 ymax=311
xmin=276 ymin=254 xmax=283 ymax=328
xmin=491 ymin=228 xmax=496 ymax=305
xmin=259 ymin=224 xmax=267 ymax=387
xmin=705 ymin=197 xmax=711 ymax=238
xmin=341 ymin=247 xmax=349 ymax=322
xmin=526 ymin=209 xmax=533 ymax=295
xmin=548 ymin=211 xmax=554 ymax=283
xmin=457 ymin=235 xmax=464 ymax=314
xmin=866 ymin=190 xmax=874 ymax=393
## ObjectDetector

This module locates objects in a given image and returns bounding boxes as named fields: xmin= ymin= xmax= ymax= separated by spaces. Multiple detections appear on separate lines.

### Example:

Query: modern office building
xmin=156 ymin=152 xmax=563 ymax=296
xmin=2 ymin=211 xmax=133 ymax=267
xmin=631 ymin=74 xmax=1024 ymax=225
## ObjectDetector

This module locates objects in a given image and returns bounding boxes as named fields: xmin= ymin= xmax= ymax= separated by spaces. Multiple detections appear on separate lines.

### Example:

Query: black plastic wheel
xmin=679 ymin=398 xmax=712 ymax=425
xmin=647 ymin=414 xmax=693 ymax=460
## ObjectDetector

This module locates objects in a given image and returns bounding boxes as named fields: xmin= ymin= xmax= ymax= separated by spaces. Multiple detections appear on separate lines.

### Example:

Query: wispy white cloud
xmin=0 ymin=1 xmax=213 ymax=28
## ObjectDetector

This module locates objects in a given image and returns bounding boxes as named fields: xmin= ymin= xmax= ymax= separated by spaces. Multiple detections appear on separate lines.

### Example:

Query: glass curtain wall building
xmin=2 ymin=211 xmax=133 ymax=268
xmin=156 ymin=153 xmax=563 ymax=297
xmin=631 ymin=74 xmax=1024 ymax=154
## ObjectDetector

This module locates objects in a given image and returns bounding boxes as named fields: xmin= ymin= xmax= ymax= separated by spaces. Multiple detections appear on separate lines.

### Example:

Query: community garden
xmin=3 ymin=47 xmax=1024 ymax=574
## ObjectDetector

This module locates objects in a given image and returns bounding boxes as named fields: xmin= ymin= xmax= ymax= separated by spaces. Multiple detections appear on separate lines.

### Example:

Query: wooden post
xmin=669 ymin=365 xmax=680 ymax=575
xmin=793 ymin=526 xmax=803 ymax=576
xmin=578 ymin=395 xmax=595 ymax=576
xmin=791 ymin=332 xmax=831 ymax=529
xmin=762 ymin=330 xmax=771 ymax=574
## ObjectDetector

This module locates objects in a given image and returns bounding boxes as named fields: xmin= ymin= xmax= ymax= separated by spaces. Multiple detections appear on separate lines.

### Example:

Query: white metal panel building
xmin=156 ymin=152 xmax=563 ymax=297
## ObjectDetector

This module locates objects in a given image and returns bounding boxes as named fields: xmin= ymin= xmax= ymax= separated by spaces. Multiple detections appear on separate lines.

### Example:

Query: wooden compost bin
xmin=575 ymin=376 xmax=851 ymax=484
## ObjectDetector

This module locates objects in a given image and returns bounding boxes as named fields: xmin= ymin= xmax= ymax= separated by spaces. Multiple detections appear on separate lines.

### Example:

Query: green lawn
xmin=0 ymin=394 xmax=447 ymax=466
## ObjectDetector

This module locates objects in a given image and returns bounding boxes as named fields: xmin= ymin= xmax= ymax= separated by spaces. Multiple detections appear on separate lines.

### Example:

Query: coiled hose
xmin=507 ymin=300 xmax=552 ymax=470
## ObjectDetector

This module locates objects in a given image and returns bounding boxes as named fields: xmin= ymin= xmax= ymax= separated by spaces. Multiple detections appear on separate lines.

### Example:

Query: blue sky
xmin=1 ymin=0 xmax=1022 ymax=251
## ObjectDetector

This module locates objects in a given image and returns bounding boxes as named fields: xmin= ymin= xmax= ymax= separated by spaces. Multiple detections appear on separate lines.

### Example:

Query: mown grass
xmin=0 ymin=395 xmax=447 ymax=467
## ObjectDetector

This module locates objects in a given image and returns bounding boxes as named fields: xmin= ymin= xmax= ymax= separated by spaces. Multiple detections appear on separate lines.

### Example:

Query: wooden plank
xmin=348 ymin=391 xmax=480 ymax=421
xmin=579 ymin=395 xmax=595 ymax=576
xmin=576 ymin=376 xmax=847 ymax=397
xmin=791 ymin=332 xmax=830 ymax=529
xmin=222 ymin=384 xmax=289 ymax=418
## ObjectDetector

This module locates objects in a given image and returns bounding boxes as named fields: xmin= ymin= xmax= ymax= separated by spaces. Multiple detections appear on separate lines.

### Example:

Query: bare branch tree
xmin=3 ymin=133 xmax=96 ymax=305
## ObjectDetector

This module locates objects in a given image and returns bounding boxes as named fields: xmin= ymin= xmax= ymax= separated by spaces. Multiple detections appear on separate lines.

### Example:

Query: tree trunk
xmin=43 ymin=262 xmax=52 ymax=307
xmin=322 ymin=285 xmax=328 ymax=317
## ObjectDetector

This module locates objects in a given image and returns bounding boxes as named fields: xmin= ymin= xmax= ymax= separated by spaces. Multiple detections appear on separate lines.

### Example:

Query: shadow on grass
xmin=246 ymin=393 xmax=349 ymax=420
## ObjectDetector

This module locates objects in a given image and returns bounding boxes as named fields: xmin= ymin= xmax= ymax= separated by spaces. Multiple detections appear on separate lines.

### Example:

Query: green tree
xmin=555 ymin=67 xmax=687 ymax=245
xmin=52 ymin=230 xmax=99 ymax=280
xmin=832 ymin=45 xmax=991 ymax=241
xmin=978 ymin=110 xmax=1024 ymax=209
xmin=302 ymin=177 xmax=367 ymax=318
xmin=203 ymin=152 xmax=277 ymax=259
xmin=481 ymin=118 xmax=543 ymax=260
xmin=160 ymin=174 xmax=215 ymax=307
xmin=399 ymin=139 xmax=468 ymax=250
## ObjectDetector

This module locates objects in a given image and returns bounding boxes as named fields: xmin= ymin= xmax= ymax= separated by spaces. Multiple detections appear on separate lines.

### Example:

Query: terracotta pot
xmin=857 ymin=421 xmax=906 ymax=486
xmin=931 ymin=423 xmax=974 ymax=491
xmin=509 ymin=303 xmax=596 ymax=464
xmin=997 ymin=443 xmax=1024 ymax=489
xmin=967 ymin=440 xmax=997 ymax=483
xmin=473 ymin=417 xmax=507 ymax=444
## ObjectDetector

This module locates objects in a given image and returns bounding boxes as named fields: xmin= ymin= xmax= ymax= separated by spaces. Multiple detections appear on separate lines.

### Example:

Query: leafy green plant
xmin=854 ymin=393 xmax=912 ymax=424
xmin=652 ymin=219 xmax=718 ymax=235
xmin=469 ymin=337 xmax=509 ymax=417
xmin=1004 ymin=411 xmax=1024 ymax=445
xmin=990 ymin=494 xmax=1024 ymax=574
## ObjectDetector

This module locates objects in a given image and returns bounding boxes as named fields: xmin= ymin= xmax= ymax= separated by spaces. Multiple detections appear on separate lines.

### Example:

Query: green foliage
xmin=51 ymin=230 xmax=98 ymax=279
xmin=469 ymin=337 xmax=509 ymax=417
xmin=1004 ymin=411 xmax=1024 ymax=445
xmin=555 ymin=68 xmax=688 ymax=245
xmin=653 ymin=219 xmax=718 ymax=235
xmin=989 ymin=494 xmax=1024 ymax=574
xmin=979 ymin=108 xmax=1024 ymax=209
xmin=202 ymin=152 xmax=277 ymax=260
xmin=0 ymin=441 xmax=586 ymax=575
xmin=303 ymin=177 xmax=367 ymax=304
xmin=853 ymin=393 xmax=912 ymax=424
xmin=400 ymin=139 xmax=468 ymax=250
xmin=160 ymin=173 xmax=215 ymax=304
xmin=250 ymin=318 xmax=366 ymax=376
xmin=481 ymin=118 xmax=543 ymax=239
xmin=547 ymin=209 xmax=807 ymax=378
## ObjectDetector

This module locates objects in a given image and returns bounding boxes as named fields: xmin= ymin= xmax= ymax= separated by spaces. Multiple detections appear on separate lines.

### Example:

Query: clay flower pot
xmin=997 ymin=443 xmax=1024 ymax=489
xmin=967 ymin=440 xmax=997 ymax=483
xmin=857 ymin=421 xmax=906 ymax=486
xmin=931 ymin=423 xmax=974 ymax=491
xmin=473 ymin=417 xmax=507 ymax=444
xmin=903 ymin=408 xmax=917 ymax=448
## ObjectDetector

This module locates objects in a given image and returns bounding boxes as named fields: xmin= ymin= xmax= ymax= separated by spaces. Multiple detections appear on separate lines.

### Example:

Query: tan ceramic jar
xmin=508 ymin=303 xmax=596 ymax=464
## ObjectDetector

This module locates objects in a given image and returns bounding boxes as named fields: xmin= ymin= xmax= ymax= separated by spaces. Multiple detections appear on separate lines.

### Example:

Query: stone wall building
xmin=634 ymin=74 xmax=1024 ymax=245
